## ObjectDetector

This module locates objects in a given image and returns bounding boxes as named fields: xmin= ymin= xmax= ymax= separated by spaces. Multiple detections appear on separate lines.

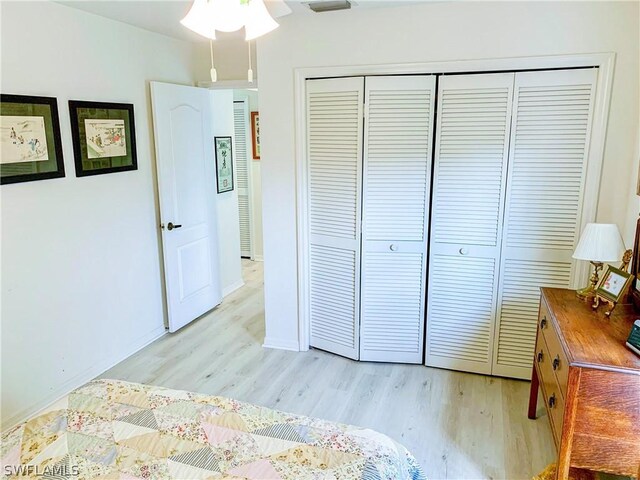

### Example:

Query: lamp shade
xmin=572 ymin=223 xmax=626 ymax=262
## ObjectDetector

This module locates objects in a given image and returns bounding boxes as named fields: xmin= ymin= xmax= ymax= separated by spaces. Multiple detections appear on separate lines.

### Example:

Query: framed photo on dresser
xmin=597 ymin=266 xmax=632 ymax=304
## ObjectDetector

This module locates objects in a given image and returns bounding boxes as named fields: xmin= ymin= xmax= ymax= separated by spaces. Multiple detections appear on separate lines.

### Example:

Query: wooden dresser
xmin=529 ymin=288 xmax=640 ymax=479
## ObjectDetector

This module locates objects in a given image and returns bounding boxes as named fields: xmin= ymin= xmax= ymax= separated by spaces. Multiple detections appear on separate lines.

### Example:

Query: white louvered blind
xmin=492 ymin=68 xmax=597 ymax=379
xmin=307 ymin=77 xmax=364 ymax=360
xmin=495 ymin=259 xmax=571 ymax=371
xmin=360 ymin=75 xmax=435 ymax=363
xmin=234 ymin=101 xmax=253 ymax=257
xmin=432 ymin=78 xmax=514 ymax=246
xmin=428 ymin=255 xmax=497 ymax=365
xmin=426 ymin=73 xmax=514 ymax=375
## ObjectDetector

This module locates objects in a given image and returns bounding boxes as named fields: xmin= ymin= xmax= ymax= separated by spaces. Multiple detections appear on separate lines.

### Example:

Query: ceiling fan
xmin=180 ymin=0 xmax=292 ymax=82
xmin=181 ymin=0 xmax=292 ymax=41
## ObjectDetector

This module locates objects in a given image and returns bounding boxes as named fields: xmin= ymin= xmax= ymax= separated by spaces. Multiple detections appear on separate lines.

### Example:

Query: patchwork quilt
xmin=2 ymin=379 xmax=425 ymax=479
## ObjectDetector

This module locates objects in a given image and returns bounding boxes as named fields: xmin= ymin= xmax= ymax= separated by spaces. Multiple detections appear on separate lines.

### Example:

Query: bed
xmin=2 ymin=379 xmax=425 ymax=479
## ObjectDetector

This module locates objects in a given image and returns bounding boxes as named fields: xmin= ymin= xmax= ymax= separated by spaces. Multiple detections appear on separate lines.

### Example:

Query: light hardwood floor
xmin=101 ymin=259 xmax=556 ymax=479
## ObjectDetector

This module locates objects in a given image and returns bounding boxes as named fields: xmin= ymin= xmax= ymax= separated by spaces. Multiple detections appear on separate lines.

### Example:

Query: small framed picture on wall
xmin=215 ymin=136 xmax=234 ymax=194
xmin=1 ymin=94 xmax=65 ymax=185
xmin=69 ymin=100 xmax=137 ymax=177
xmin=251 ymin=111 xmax=260 ymax=160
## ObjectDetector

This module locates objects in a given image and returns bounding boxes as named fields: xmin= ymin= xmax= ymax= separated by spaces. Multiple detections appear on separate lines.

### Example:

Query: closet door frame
xmin=295 ymin=53 xmax=614 ymax=352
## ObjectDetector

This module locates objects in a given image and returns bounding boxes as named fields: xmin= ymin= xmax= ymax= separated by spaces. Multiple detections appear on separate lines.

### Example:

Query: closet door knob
xmin=389 ymin=244 xmax=398 ymax=251
xmin=459 ymin=248 xmax=468 ymax=255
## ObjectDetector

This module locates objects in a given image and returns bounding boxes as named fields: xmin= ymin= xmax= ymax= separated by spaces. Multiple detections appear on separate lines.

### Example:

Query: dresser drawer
xmin=538 ymin=300 xmax=569 ymax=398
xmin=535 ymin=333 xmax=565 ymax=449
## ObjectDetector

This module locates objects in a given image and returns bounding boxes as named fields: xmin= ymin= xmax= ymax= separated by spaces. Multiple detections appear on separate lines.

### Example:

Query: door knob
xmin=167 ymin=222 xmax=182 ymax=231
xmin=389 ymin=244 xmax=398 ymax=251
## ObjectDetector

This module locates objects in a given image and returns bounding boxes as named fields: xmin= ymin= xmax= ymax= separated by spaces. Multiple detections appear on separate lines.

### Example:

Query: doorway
xmin=233 ymin=88 xmax=263 ymax=262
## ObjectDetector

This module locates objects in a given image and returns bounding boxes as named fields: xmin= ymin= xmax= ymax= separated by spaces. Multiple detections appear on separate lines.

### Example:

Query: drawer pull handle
xmin=540 ymin=317 xmax=547 ymax=329
xmin=548 ymin=394 xmax=556 ymax=409
xmin=537 ymin=351 xmax=543 ymax=363
xmin=552 ymin=355 xmax=560 ymax=371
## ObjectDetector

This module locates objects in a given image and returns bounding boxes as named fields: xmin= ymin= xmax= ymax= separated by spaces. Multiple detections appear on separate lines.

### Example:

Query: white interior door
xmin=426 ymin=73 xmax=515 ymax=375
xmin=307 ymin=77 xmax=364 ymax=360
xmin=151 ymin=82 xmax=222 ymax=333
xmin=234 ymin=100 xmax=254 ymax=259
xmin=360 ymin=75 xmax=435 ymax=363
xmin=492 ymin=68 xmax=598 ymax=379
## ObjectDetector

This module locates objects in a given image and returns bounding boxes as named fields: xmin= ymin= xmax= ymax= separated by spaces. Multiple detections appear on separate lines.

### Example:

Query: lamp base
xmin=576 ymin=261 xmax=603 ymax=302
xmin=576 ymin=284 xmax=596 ymax=302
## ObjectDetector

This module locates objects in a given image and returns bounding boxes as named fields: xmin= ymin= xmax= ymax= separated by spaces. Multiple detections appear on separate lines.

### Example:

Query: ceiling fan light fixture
xmin=180 ymin=0 xmax=216 ymax=39
xmin=210 ymin=0 xmax=246 ymax=33
xmin=181 ymin=0 xmax=279 ymax=40
xmin=245 ymin=0 xmax=279 ymax=40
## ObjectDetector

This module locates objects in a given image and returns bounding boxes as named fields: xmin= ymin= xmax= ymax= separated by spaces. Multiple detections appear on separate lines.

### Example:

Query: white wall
xmin=0 ymin=2 xmax=249 ymax=429
xmin=194 ymin=34 xmax=258 ymax=82
xmin=256 ymin=1 xmax=640 ymax=349
xmin=211 ymin=90 xmax=244 ymax=295
xmin=623 ymin=130 xmax=640 ymax=246
xmin=234 ymin=89 xmax=264 ymax=261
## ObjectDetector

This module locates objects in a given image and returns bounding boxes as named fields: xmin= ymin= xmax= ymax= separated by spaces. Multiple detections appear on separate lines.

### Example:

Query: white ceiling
xmin=56 ymin=0 xmax=429 ymax=43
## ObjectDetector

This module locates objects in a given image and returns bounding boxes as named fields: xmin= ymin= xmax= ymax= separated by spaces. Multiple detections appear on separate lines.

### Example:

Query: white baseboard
xmin=222 ymin=279 xmax=245 ymax=297
xmin=1 ymin=325 xmax=167 ymax=431
xmin=253 ymin=255 xmax=264 ymax=262
xmin=262 ymin=337 xmax=300 ymax=352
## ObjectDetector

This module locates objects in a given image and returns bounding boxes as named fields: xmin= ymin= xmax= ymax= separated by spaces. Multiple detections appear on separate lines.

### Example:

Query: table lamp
xmin=573 ymin=223 xmax=626 ymax=301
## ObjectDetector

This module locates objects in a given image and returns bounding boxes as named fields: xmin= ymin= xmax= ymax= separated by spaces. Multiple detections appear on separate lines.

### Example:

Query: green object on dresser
xmin=626 ymin=319 xmax=640 ymax=356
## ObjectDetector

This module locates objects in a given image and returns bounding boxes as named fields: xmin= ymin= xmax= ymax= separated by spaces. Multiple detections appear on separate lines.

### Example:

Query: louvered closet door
xmin=360 ymin=75 xmax=435 ymax=363
xmin=426 ymin=73 xmax=514 ymax=375
xmin=307 ymin=77 xmax=364 ymax=360
xmin=234 ymin=100 xmax=253 ymax=258
xmin=492 ymin=68 xmax=597 ymax=379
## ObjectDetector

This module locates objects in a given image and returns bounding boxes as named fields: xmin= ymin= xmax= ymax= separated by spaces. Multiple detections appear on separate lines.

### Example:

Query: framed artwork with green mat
xmin=69 ymin=100 xmax=137 ymax=177
xmin=0 ymin=94 xmax=65 ymax=185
